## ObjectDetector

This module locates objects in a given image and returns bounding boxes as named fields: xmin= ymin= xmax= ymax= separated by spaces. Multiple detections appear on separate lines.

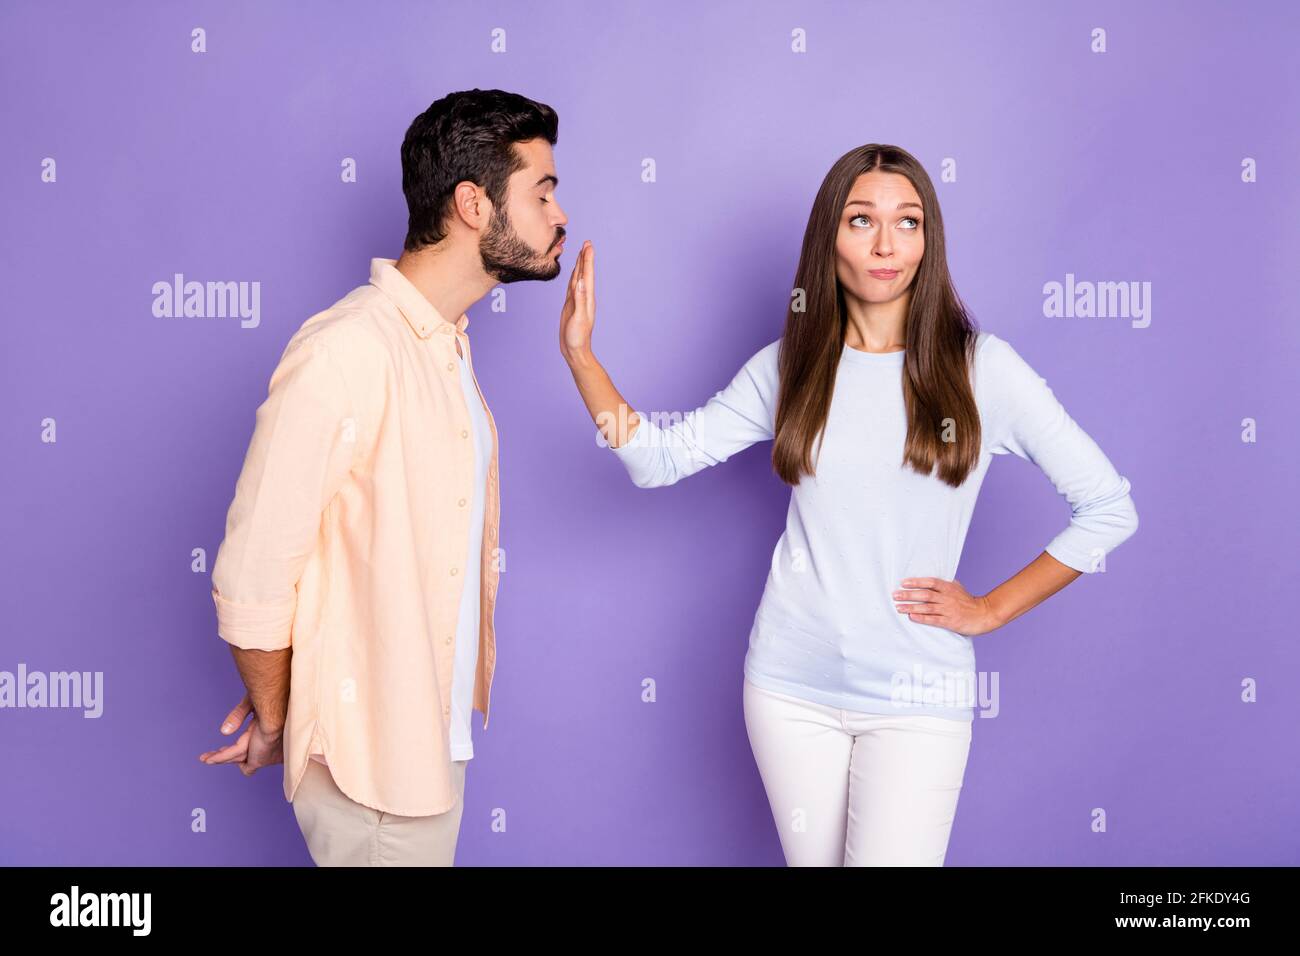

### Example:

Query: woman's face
xmin=834 ymin=169 xmax=925 ymax=307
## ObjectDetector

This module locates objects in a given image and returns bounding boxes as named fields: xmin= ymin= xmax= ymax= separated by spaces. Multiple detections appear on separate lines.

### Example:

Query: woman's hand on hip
xmin=893 ymin=577 xmax=1004 ymax=637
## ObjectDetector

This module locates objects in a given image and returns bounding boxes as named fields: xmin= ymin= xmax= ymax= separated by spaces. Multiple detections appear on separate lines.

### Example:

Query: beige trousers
xmin=291 ymin=757 xmax=468 ymax=866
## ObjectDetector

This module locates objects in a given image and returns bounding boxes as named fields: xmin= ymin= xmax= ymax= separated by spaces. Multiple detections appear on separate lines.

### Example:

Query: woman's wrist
xmin=563 ymin=344 xmax=601 ymax=371
xmin=979 ymin=592 xmax=1010 ymax=630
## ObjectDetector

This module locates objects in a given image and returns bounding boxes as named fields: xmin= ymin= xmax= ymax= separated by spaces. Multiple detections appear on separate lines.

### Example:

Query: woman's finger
xmin=906 ymin=611 xmax=946 ymax=626
xmin=901 ymin=577 xmax=944 ymax=591
xmin=570 ymin=245 xmax=582 ymax=285
xmin=583 ymin=242 xmax=595 ymax=309
xmin=897 ymin=603 xmax=946 ymax=615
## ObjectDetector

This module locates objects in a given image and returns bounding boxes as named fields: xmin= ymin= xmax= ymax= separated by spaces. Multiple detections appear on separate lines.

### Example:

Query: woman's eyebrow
xmin=845 ymin=199 xmax=922 ymax=211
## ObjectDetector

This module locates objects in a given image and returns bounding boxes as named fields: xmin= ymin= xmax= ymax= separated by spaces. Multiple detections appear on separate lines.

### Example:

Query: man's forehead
xmin=512 ymin=139 xmax=557 ymax=181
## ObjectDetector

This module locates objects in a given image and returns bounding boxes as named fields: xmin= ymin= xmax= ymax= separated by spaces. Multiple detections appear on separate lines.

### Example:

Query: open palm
xmin=559 ymin=239 xmax=595 ymax=359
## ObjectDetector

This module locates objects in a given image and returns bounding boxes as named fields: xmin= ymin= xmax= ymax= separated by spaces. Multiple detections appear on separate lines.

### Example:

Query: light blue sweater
xmin=605 ymin=331 xmax=1139 ymax=720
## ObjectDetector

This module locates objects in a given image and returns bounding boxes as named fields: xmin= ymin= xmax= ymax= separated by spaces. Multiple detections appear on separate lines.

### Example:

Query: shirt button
xmin=450 ymin=567 xmax=458 ymax=576
xmin=461 ymin=429 xmax=469 ymax=438
xmin=447 ymin=361 xmax=455 ymax=371
xmin=458 ymin=497 xmax=466 ymax=507
xmin=445 ymin=635 xmax=453 ymax=645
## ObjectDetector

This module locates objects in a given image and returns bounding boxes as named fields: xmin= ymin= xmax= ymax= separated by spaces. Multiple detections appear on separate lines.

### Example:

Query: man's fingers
xmin=202 ymin=736 xmax=249 ymax=763
xmin=220 ymin=693 xmax=252 ymax=734
xmin=200 ymin=727 xmax=251 ymax=764
xmin=201 ymin=742 xmax=248 ymax=764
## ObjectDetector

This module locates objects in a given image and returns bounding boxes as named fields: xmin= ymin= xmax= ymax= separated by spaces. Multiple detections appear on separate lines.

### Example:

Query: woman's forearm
xmin=564 ymin=346 xmax=642 ymax=448
xmin=983 ymin=550 xmax=1083 ymax=627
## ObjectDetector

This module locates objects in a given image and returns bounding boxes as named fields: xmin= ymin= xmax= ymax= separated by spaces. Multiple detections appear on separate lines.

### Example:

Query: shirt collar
xmin=368 ymin=257 xmax=470 ymax=340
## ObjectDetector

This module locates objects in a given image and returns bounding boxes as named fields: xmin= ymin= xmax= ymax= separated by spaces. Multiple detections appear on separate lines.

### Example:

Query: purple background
xmin=2 ymin=0 xmax=1297 ymax=865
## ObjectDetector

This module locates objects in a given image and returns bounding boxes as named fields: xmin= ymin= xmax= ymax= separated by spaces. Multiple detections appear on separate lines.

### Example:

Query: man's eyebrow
xmin=536 ymin=174 xmax=558 ymax=189
xmin=845 ymin=200 xmax=922 ymax=211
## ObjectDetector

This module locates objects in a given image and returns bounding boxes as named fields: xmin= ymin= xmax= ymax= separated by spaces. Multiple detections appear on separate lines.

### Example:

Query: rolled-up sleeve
xmin=984 ymin=335 xmax=1139 ymax=573
xmin=211 ymin=335 xmax=358 ymax=649
xmin=604 ymin=339 xmax=780 ymax=488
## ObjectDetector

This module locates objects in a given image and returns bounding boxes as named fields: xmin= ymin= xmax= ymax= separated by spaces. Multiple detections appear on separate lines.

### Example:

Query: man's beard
xmin=478 ymin=207 xmax=563 ymax=284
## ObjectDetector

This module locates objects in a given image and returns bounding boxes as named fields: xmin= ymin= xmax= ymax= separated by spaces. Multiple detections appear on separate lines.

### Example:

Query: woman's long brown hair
xmin=772 ymin=144 xmax=982 ymax=488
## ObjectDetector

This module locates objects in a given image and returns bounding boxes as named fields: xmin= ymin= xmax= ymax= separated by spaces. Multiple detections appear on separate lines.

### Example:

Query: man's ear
xmin=451 ymin=180 xmax=490 ymax=231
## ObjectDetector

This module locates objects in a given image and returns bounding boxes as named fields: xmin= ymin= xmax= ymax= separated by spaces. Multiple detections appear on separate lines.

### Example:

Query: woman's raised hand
xmin=559 ymin=239 xmax=596 ymax=361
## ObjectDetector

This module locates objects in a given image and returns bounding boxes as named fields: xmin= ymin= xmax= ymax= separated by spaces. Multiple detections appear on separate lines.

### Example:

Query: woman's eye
xmin=852 ymin=214 xmax=919 ymax=229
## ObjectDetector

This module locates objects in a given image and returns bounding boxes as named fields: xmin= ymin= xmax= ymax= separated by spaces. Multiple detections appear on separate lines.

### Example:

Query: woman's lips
xmin=868 ymin=269 xmax=898 ymax=279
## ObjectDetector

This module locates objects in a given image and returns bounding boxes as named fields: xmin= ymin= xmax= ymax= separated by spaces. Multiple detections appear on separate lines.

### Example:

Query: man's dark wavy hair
xmin=400 ymin=88 xmax=559 ymax=251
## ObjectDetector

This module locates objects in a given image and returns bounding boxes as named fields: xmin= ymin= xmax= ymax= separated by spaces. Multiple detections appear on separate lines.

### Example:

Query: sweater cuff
xmin=1044 ymin=539 xmax=1104 ymax=574
xmin=606 ymin=408 xmax=654 ymax=455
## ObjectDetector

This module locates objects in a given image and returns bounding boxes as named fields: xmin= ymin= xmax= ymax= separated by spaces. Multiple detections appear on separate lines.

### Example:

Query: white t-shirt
xmin=449 ymin=344 xmax=491 ymax=760
xmin=606 ymin=330 xmax=1139 ymax=720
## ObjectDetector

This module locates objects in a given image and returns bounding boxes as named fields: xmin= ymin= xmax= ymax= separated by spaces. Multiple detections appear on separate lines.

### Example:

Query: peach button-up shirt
xmin=210 ymin=257 xmax=501 ymax=816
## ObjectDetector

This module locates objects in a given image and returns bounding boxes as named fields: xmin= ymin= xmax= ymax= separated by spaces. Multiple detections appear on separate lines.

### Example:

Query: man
xmin=198 ymin=89 xmax=568 ymax=866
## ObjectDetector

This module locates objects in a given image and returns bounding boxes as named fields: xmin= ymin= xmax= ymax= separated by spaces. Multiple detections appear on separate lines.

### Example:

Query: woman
xmin=558 ymin=144 xmax=1139 ymax=866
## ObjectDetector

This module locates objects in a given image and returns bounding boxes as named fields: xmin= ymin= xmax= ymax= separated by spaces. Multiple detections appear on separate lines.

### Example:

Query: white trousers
xmin=742 ymin=676 xmax=973 ymax=866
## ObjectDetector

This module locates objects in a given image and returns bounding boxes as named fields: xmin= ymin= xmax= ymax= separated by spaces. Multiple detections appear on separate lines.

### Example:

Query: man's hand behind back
xmin=199 ymin=690 xmax=285 ymax=776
